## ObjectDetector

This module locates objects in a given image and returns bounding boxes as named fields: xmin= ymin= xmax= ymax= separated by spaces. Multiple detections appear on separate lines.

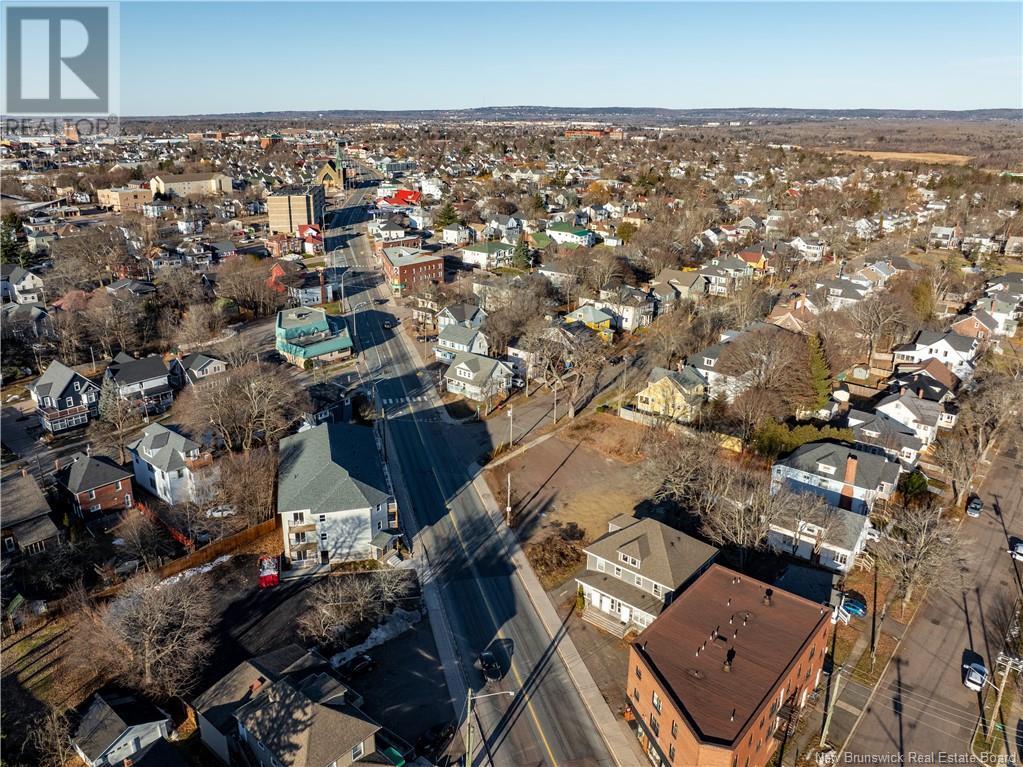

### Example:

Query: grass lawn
xmin=320 ymin=300 xmax=343 ymax=314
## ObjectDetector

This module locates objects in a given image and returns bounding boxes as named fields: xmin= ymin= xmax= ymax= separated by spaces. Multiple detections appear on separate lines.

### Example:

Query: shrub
xmin=753 ymin=421 xmax=856 ymax=458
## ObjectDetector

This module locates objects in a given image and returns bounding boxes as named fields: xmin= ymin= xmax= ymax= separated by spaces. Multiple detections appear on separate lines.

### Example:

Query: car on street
xmin=478 ymin=650 xmax=501 ymax=682
xmin=338 ymin=653 xmax=376 ymax=678
xmin=966 ymin=496 xmax=984 ymax=518
xmin=1009 ymin=542 xmax=1023 ymax=562
xmin=963 ymin=661 xmax=988 ymax=692
xmin=415 ymin=722 xmax=456 ymax=761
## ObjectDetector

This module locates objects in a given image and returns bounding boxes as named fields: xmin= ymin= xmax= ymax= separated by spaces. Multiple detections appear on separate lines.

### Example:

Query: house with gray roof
xmin=433 ymin=323 xmax=489 ymax=362
xmin=771 ymin=441 xmax=901 ymax=515
xmin=767 ymin=501 xmax=873 ymax=574
xmin=72 ymin=691 xmax=170 ymax=767
xmin=168 ymin=351 xmax=228 ymax=389
xmin=193 ymin=644 xmax=373 ymax=766
xmin=435 ymin=302 xmax=487 ymax=331
xmin=0 ymin=263 xmax=44 ymax=304
xmin=277 ymin=423 xmax=398 ymax=569
xmin=127 ymin=423 xmax=213 ymax=506
xmin=891 ymin=329 xmax=979 ymax=381
xmin=845 ymin=408 xmax=924 ymax=468
xmin=576 ymin=515 xmax=718 ymax=636
xmin=649 ymin=268 xmax=708 ymax=307
xmin=875 ymin=389 xmax=957 ymax=447
xmin=28 ymin=359 xmax=100 ymax=434
xmin=105 ymin=352 xmax=174 ymax=414
xmin=1 ymin=471 xmax=61 ymax=557
xmin=442 ymin=351 xmax=513 ymax=404
xmin=55 ymin=452 xmax=134 ymax=519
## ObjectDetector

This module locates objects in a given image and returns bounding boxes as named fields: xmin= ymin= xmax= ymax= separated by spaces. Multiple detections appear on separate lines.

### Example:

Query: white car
xmin=963 ymin=661 xmax=988 ymax=692
xmin=1009 ymin=542 xmax=1023 ymax=562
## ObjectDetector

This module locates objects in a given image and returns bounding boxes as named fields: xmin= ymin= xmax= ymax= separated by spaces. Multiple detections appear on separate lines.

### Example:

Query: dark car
xmin=338 ymin=653 xmax=376 ymax=678
xmin=260 ymin=350 xmax=284 ymax=365
xmin=479 ymin=650 xmax=501 ymax=682
xmin=415 ymin=722 xmax=456 ymax=761
xmin=375 ymin=298 xmax=389 ymax=305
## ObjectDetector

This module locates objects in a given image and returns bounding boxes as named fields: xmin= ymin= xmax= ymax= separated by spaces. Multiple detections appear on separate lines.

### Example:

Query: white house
xmin=442 ymin=224 xmax=472 ymax=246
xmin=771 ymin=442 xmax=901 ymax=515
xmin=892 ymin=330 xmax=979 ymax=381
xmin=545 ymin=221 xmax=596 ymax=247
xmin=0 ymin=264 xmax=44 ymax=304
xmin=767 ymin=503 xmax=872 ymax=574
xmin=277 ymin=423 xmax=398 ymax=569
xmin=72 ymin=692 xmax=171 ymax=767
xmin=443 ymin=352 xmax=513 ymax=402
xmin=104 ymin=352 xmax=174 ymax=414
xmin=459 ymin=242 xmax=514 ymax=269
xmin=128 ymin=423 xmax=213 ymax=506
xmin=790 ymin=236 xmax=827 ymax=262
xmin=577 ymin=285 xmax=655 ymax=332
xmin=874 ymin=389 xmax=956 ymax=447
xmin=433 ymin=324 xmax=489 ymax=362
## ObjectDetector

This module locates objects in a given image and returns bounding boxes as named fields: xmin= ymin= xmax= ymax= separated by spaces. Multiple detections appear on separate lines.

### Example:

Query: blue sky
xmin=120 ymin=2 xmax=1022 ymax=115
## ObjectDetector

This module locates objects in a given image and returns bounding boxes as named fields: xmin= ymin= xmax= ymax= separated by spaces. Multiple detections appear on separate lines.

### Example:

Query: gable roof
xmin=0 ymin=472 xmax=57 ymax=545
xmin=775 ymin=441 xmax=900 ymax=489
xmin=107 ymin=354 xmax=169 ymax=386
xmin=278 ymin=423 xmax=389 ymax=515
xmin=74 ymin=692 xmax=168 ymax=763
xmin=584 ymin=517 xmax=718 ymax=588
xmin=56 ymin=452 xmax=132 ymax=494
xmin=444 ymin=352 xmax=511 ymax=385
xmin=30 ymin=360 xmax=97 ymax=400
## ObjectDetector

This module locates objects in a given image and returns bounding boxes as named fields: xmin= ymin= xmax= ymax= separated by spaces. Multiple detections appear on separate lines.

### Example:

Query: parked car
xmin=967 ymin=496 xmax=984 ymax=518
xmin=963 ymin=661 xmax=988 ymax=692
xmin=841 ymin=594 xmax=867 ymax=618
xmin=1009 ymin=542 xmax=1023 ymax=562
xmin=338 ymin=653 xmax=376 ymax=678
xmin=415 ymin=722 xmax=456 ymax=761
xmin=382 ymin=320 xmax=394 ymax=330
xmin=478 ymin=650 xmax=501 ymax=682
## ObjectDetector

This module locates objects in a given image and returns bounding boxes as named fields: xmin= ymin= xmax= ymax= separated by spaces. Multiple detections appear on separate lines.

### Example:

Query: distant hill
xmin=125 ymin=105 xmax=1022 ymax=124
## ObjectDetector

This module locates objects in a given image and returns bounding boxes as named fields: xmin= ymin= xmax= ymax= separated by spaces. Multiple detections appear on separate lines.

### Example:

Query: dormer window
xmin=817 ymin=463 xmax=836 ymax=476
xmin=618 ymin=552 xmax=640 ymax=568
xmin=703 ymin=358 xmax=715 ymax=367
xmin=73 ymin=381 xmax=80 ymax=392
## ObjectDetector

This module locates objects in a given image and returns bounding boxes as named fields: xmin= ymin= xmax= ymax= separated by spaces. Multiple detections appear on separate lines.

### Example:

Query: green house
xmin=275 ymin=306 xmax=353 ymax=367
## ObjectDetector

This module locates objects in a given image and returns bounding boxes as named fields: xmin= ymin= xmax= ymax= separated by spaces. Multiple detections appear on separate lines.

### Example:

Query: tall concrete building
xmin=267 ymin=185 xmax=326 ymax=235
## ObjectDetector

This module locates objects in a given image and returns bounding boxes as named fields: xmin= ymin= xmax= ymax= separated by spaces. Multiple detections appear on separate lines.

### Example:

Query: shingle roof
xmin=30 ymin=360 xmax=95 ymax=400
xmin=127 ymin=424 xmax=199 ymax=473
xmin=0 ymin=472 xmax=57 ymax=546
xmin=107 ymin=354 xmax=169 ymax=386
xmin=277 ymin=423 xmax=389 ymax=516
xmin=56 ymin=452 xmax=132 ymax=494
xmin=776 ymin=441 xmax=901 ymax=489
xmin=74 ymin=692 xmax=168 ymax=763
xmin=585 ymin=517 xmax=718 ymax=589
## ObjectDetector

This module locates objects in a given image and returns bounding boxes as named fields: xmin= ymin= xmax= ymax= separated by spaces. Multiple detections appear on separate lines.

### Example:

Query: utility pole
xmin=553 ymin=381 xmax=558 ymax=424
xmin=465 ymin=687 xmax=473 ymax=767
xmin=988 ymin=651 xmax=1023 ymax=740
xmin=507 ymin=405 xmax=514 ymax=450
xmin=506 ymin=472 xmax=512 ymax=527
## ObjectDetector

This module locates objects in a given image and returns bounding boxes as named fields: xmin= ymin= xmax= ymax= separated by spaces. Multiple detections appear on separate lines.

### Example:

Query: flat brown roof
xmin=633 ymin=564 xmax=829 ymax=746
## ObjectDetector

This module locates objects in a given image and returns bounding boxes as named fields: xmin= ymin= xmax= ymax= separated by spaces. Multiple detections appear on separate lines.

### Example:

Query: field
xmin=826 ymin=149 xmax=972 ymax=165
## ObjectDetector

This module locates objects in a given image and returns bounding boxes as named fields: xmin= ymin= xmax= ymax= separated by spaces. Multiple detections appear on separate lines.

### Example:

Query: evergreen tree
xmin=806 ymin=334 xmax=831 ymax=409
xmin=512 ymin=238 xmax=531 ymax=269
xmin=434 ymin=201 xmax=459 ymax=228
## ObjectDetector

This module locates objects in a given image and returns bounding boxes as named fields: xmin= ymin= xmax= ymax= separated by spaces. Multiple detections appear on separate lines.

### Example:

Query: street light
xmin=465 ymin=689 xmax=516 ymax=767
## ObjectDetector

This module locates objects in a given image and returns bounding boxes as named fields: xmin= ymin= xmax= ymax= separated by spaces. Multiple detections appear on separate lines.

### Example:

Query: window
xmin=634 ymin=573 xmax=643 ymax=587
xmin=635 ymin=665 xmax=642 ymax=680
xmin=613 ymin=566 xmax=622 ymax=578
xmin=817 ymin=462 xmax=836 ymax=476
xmin=633 ymin=687 xmax=639 ymax=703
xmin=671 ymin=720 xmax=678 ymax=738
xmin=90 ymin=504 xmax=101 ymax=513
xmin=73 ymin=381 xmax=80 ymax=392
xmin=115 ymin=481 xmax=122 ymax=491
xmin=652 ymin=583 xmax=663 ymax=598
xmin=651 ymin=690 xmax=662 ymax=713
xmin=319 ymin=532 xmax=327 ymax=540
xmin=88 ymin=490 xmax=96 ymax=500
xmin=65 ymin=398 xmax=73 ymax=408
xmin=648 ymin=714 xmax=659 ymax=737
xmin=833 ymin=552 xmax=848 ymax=566
xmin=3 ymin=537 xmax=15 ymax=553
xmin=351 ymin=743 xmax=364 ymax=760
xmin=618 ymin=552 xmax=639 ymax=567
xmin=319 ymin=514 xmax=326 ymax=522
xmin=292 ymin=512 xmax=305 ymax=523
xmin=669 ymin=744 xmax=676 ymax=763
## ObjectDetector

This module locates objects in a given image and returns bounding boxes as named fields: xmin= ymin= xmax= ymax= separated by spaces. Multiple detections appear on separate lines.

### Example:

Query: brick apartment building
xmin=627 ymin=564 xmax=831 ymax=767
xmin=380 ymin=247 xmax=443 ymax=296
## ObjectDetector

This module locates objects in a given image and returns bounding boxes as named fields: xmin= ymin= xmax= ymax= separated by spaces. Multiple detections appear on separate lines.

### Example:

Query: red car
xmin=258 ymin=556 xmax=279 ymax=589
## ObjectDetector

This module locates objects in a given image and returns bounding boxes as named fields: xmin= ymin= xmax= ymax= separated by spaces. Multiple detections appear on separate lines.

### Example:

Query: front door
xmin=620 ymin=604 xmax=631 ymax=624
xmin=600 ymin=594 xmax=611 ymax=612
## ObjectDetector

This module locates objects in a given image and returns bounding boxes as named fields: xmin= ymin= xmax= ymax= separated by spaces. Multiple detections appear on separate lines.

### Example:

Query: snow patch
xmin=159 ymin=555 xmax=232 ymax=588
xmin=331 ymin=608 xmax=422 ymax=667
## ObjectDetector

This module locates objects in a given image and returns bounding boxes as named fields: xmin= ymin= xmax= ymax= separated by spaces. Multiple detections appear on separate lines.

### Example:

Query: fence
xmin=617 ymin=407 xmax=743 ymax=453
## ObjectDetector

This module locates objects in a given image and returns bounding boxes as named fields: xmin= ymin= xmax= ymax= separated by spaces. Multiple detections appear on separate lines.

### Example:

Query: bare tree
xmin=175 ymin=303 xmax=223 ymax=348
xmin=847 ymin=293 xmax=905 ymax=364
xmin=115 ymin=510 xmax=173 ymax=572
xmin=214 ymin=448 xmax=278 ymax=526
xmin=873 ymin=500 xmax=961 ymax=611
xmin=28 ymin=707 xmax=75 ymax=767
xmin=81 ymin=573 xmax=216 ymax=698
xmin=299 ymin=570 xmax=416 ymax=647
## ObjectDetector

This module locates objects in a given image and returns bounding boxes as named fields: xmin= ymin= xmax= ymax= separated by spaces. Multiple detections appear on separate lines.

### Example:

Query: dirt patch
xmin=825 ymin=149 xmax=972 ymax=165
xmin=561 ymin=412 xmax=648 ymax=464
xmin=486 ymin=425 xmax=656 ymax=558
xmin=525 ymin=533 xmax=585 ymax=591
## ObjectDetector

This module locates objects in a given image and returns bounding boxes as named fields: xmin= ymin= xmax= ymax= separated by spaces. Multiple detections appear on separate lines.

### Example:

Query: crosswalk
xmin=382 ymin=395 xmax=430 ymax=405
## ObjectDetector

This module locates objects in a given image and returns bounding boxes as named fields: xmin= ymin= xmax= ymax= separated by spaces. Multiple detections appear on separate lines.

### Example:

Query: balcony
xmin=186 ymin=453 xmax=214 ymax=471
xmin=37 ymin=404 xmax=90 ymax=419
xmin=289 ymin=522 xmax=317 ymax=534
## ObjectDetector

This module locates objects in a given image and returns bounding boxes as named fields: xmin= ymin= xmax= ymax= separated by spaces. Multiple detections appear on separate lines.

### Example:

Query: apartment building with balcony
xmin=28 ymin=360 xmax=100 ymax=434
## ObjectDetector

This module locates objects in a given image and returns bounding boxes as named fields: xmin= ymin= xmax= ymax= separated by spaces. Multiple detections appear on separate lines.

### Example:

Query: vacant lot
xmin=827 ymin=149 xmax=972 ymax=165
xmin=486 ymin=414 xmax=657 ymax=563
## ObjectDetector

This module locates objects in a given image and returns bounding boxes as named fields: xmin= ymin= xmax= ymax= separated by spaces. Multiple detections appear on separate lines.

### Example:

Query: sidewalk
xmin=470 ymin=462 xmax=646 ymax=767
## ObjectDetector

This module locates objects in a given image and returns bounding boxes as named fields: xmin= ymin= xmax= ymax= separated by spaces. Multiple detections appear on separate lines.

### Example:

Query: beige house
xmin=150 ymin=172 xmax=233 ymax=197
xmin=634 ymin=366 xmax=707 ymax=423
xmin=97 ymin=186 xmax=154 ymax=213
xmin=268 ymin=184 xmax=326 ymax=234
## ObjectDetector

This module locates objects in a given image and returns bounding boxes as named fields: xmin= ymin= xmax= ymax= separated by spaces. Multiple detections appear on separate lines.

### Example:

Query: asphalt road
xmin=330 ymin=173 xmax=613 ymax=766
xmin=844 ymin=433 xmax=1023 ymax=760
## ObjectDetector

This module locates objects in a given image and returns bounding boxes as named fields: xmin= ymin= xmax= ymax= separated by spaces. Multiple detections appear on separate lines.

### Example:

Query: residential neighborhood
xmin=1 ymin=6 xmax=1022 ymax=767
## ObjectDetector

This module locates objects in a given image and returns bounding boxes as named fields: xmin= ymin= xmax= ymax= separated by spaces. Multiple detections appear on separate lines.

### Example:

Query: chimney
xmin=54 ymin=458 xmax=61 ymax=471
xmin=20 ymin=467 xmax=28 ymax=478
xmin=840 ymin=454 xmax=857 ymax=511
xmin=917 ymin=387 xmax=924 ymax=399
xmin=899 ymin=386 xmax=907 ymax=397
xmin=318 ymin=268 xmax=327 ymax=305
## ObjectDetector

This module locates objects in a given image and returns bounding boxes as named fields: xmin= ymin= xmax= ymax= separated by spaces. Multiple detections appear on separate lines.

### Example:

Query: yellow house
xmin=634 ymin=366 xmax=707 ymax=422
xmin=564 ymin=304 xmax=614 ymax=342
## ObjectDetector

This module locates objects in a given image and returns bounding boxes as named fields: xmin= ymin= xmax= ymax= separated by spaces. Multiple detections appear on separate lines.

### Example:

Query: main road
xmin=842 ymin=433 xmax=1023 ymax=760
xmin=326 ymin=174 xmax=616 ymax=767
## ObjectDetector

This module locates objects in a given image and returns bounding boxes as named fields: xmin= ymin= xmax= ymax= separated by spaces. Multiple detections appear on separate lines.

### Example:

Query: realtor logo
xmin=4 ymin=3 xmax=116 ymax=115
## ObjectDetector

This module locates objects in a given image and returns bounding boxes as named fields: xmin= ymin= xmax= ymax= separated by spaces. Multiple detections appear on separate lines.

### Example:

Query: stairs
xmin=581 ymin=605 xmax=628 ymax=638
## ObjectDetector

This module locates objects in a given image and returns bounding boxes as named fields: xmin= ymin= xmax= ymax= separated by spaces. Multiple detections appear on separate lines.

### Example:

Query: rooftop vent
xmin=763 ymin=588 xmax=774 ymax=607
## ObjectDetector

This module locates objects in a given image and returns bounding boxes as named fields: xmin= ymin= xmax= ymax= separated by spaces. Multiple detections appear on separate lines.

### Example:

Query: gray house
xmin=576 ymin=515 xmax=718 ymax=636
xmin=72 ymin=691 xmax=171 ymax=767
xmin=278 ymin=423 xmax=398 ymax=570
xmin=194 ymin=644 xmax=376 ymax=766
xmin=433 ymin=324 xmax=489 ymax=362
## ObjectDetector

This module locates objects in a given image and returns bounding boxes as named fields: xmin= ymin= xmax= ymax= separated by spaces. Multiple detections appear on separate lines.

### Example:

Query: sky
xmin=119 ymin=2 xmax=1023 ymax=115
